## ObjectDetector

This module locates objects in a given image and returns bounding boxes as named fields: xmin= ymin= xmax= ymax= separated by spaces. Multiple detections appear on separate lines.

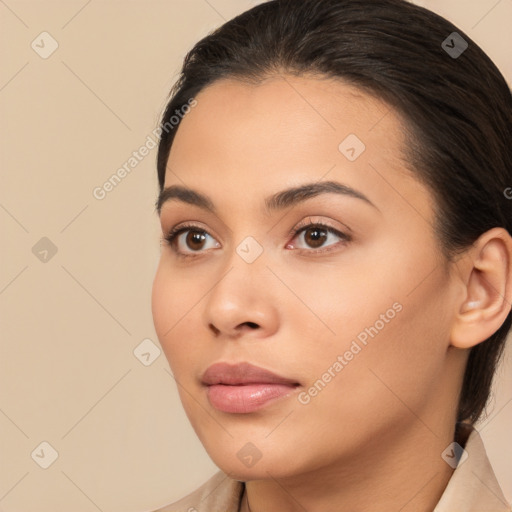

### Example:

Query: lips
xmin=201 ymin=362 xmax=300 ymax=413
xmin=202 ymin=361 xmax=299 ymax=386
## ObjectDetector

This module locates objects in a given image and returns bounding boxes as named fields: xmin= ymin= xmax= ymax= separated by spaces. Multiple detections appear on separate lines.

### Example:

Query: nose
xmin=202 ymin=262 xmax=279 ymax=341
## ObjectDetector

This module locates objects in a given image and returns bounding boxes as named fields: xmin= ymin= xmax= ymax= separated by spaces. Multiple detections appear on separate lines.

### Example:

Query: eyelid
xmin=287 ymin=215 xmax=352 ymax=239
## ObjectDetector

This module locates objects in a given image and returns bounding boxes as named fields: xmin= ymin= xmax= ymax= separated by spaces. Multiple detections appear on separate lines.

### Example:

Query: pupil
xmin=306 ymin=227 xmax=327 ymax=248
xmin=188 ymin=231 xmax=205 ymax=249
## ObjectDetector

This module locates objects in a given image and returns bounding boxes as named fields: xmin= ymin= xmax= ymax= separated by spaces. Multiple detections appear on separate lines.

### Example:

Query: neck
xmin=242 ymin=422 xmax=460 ymax=512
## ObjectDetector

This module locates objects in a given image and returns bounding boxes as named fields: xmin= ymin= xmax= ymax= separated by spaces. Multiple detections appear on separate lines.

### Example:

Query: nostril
xmin=209 ymin=324 xmax=220 ymax=336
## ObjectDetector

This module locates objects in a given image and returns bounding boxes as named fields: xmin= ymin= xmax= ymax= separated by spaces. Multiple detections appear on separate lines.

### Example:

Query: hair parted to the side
xmin=155 ymin=0 xmax=512 ymax=425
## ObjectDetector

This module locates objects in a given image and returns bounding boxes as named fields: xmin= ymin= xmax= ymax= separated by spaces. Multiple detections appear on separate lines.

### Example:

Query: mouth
xmin=201 ymin=361 xmax=301 ymax=413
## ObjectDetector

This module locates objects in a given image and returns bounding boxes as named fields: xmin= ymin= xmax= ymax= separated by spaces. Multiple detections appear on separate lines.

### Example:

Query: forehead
xmin=172 ymin=74 xmax=398 ymax=147
xmin=163 ymin=74 xmax=434 ymax=224
xmin=166 ymin=75 xmax=398 ymax=175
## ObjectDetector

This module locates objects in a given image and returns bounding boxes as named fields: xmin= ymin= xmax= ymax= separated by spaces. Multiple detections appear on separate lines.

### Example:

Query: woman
xmin=150 ymin=0 xmax=512 ymax=510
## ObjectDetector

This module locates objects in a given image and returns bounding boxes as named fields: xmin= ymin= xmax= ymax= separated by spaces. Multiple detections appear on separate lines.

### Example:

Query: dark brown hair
xmin=155 ymin=0 xmax=512 ymax=424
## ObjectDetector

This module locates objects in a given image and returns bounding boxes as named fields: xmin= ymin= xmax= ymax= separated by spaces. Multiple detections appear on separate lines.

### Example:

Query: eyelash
xmin=161 ymin=220 xmax=351 ymax=260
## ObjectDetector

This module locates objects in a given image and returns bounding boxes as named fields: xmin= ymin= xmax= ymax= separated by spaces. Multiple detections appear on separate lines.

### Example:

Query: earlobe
xmin=450 ymin=227 xmax=512 ymax=349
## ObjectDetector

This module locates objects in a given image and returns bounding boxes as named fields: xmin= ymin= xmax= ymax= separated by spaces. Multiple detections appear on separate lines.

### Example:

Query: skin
xmin=151 ymin=74 xmax=512 ymax=512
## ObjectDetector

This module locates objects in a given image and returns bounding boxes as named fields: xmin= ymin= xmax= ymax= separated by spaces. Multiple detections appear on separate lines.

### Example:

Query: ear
xmin=450 ymin=227 xmax=512 ymax=349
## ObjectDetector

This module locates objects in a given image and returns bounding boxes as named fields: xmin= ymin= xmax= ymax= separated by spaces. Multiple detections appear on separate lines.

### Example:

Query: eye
xmin=161 ymin=222 xmax=220 ymax=259
xmin=286 ymin=219 xmax=351 ymax=254
xmin=161 ymin=218 xmax=351 ymax=259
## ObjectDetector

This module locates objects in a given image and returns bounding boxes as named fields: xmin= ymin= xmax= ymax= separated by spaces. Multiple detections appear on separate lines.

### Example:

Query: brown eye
xmin=302 ymin=226 xmax=329 ymax=248
xmin=185 ymin=230 xmax=207 ymax=251
xmin=288 ymin=222 xmax=350 ymax=253
xmin=162 ymin=223 xmax=221 ymax=258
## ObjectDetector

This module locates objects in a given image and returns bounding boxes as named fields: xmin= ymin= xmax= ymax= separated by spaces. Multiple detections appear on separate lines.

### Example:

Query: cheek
xmin=151 ymin=263 xmax=190 ymax=368
xmin=151 ymin=263 xmax=174 ymax=346
xmin=151 ymin=260 xmax=212 ymax=386
xmin=348 ymin=277 xmax=450 ymax=416
xmin=292 ymin=239 xmax=451 ymax=416
xmin=291 ymin=291 xmax=449 ymax=460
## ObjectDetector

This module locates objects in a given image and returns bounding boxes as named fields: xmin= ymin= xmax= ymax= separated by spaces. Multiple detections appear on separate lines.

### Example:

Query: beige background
xmin=0 ymin=1 xmax=511 ymax=510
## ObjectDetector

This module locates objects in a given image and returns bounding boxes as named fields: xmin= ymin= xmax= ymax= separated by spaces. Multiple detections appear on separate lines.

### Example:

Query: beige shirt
xmin=152 ymin=428 xmax=511 ymax=512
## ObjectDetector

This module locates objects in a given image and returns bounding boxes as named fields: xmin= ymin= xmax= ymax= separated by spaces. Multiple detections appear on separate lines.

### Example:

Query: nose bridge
xmin=218 ymin=209 xmax=269 ymax=272
xmin=211 ymin=234 xmax=269 ymax=305
xmin=201 ymin=233 xmax=277 ymax=337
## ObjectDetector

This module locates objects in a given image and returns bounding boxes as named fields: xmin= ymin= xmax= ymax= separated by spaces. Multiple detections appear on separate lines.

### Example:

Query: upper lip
xmin=201 ymin=362 xmax=300 ymax=386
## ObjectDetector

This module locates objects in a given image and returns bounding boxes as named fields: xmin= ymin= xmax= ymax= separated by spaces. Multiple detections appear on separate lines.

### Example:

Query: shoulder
xmin=150 ymin=470 xmax=245 ymax=512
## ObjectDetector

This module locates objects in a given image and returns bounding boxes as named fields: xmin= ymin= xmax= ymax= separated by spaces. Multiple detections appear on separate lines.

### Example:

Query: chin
xmin=203 ymin=439 xmax=303 ymax=480
xmin=211 ymin=458 xmax=290 ymax=481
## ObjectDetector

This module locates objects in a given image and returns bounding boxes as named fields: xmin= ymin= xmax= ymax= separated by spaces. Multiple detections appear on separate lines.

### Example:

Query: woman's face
xmin=152 ymin=75 xmax=463 ymax=480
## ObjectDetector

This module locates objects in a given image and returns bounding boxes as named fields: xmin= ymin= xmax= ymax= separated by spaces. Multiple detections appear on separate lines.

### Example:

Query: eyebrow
xmin=155 ymin=180 xmax=378 ymax=216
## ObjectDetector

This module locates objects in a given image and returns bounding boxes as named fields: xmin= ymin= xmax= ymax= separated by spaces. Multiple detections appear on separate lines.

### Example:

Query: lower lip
xmin=206 ymin=383 xmax=298 ymax=413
